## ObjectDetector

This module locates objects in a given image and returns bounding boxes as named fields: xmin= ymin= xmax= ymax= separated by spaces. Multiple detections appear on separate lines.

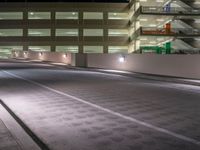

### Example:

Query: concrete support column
xmin=128 ymin=43 xmax=134 ymax=53
xmin=103 ymin=45 xmax=108 ymax=53
xmin=51 ymin=11 xmax=56 ymax=52
xmin=79 ymin=28 xmax=83 ymax=42
xmin=51 ymin=45 xmax=56 ymax=52
xmin=135 ymin=40 xmax=140 ymax=53
xmin=78 ymin=11 xmax=83 ymax=54
xmin=103 ymin=26 xmax=108 ymax=53
xmin=103 ymin=12 xmax=108 ymax=24
xmin=103 ymin=28 xmax=108 ymax=41
xmin=79 ymin=11 xmax=83 ymax=24
xmin=103 ymin=12 xmax=108 ymax=53
xmin=79 ymin=45 xmax=83 ymax=54
xmin=79 ymin=11 xmax=84 ymax=42
xmin=23 ymin=10 xmax=28 ymax=51
xmin=134 ymin=1 xmax=140 ymax=52
xmin=23 ymin=45 xmax=28 ymax=51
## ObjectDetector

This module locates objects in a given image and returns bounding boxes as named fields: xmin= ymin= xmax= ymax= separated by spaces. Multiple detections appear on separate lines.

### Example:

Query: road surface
xmin=0 ymin=59 xmax=200 ymax=150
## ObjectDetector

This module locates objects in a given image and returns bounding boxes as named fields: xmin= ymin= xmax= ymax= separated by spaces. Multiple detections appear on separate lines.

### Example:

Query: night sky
xmin=0 ymin=0 xmax=129 ymax=3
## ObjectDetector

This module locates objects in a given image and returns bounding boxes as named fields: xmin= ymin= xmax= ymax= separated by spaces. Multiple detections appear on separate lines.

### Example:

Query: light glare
xmin=119 ymin=56 xmax=125 ymax=63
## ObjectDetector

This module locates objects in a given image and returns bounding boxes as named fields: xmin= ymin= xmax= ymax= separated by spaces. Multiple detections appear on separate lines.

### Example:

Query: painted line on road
xmin=3 ymin=70 xmax=200 ymax=146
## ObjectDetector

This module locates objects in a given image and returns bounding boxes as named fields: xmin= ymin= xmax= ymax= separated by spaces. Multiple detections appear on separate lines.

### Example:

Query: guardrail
xmin=140 ymin=27 xmax=200 ymax=36
xmin=141 ymin=6 xmax=200 ymax=15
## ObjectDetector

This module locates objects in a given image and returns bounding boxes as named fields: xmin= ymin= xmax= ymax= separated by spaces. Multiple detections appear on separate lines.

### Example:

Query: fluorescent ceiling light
xmin=149 ymin=41 xmax=156 ymax=44
xmin=64 ymin=32 xmax=77 ymax=34
xmin=156 ymin=0 xmax=164 ymax=2
xmin=140 ymin=18 xmax=148 ymax=21
xmin=156 ymin=19 xmax=164 ymax=22
xmin=140 ymin=0 xmax=147 ymax=1
xmin=29 ymin=32 xmax=41 ymax=35
xmin=140 ymin=38 xmax=147 ymax=40
xmin=149 ymin=8 xmax=157 ymax=10
xmin=149 ymin=24 xmax=157 ymax=27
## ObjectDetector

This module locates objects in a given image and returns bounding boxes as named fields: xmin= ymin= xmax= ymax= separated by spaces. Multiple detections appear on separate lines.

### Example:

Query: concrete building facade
xmin=0 ymin=1 xmax=130 ymax=58
xmin=130 ymin=0 xmax=200 ymax=54
xmin=0 ymin=0 xmax=200 ymax=58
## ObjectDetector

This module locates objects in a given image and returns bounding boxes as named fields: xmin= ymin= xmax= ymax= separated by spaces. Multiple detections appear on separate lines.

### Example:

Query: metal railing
xmin=140 ymin=27 xmax=200 ymax=36
xmin=141 ymin=6 xmax=200 ymax=15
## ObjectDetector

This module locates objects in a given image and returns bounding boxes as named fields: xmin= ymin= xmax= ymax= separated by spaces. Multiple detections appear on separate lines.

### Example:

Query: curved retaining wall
xmin=87 ymin=54 xmax=200 ymax=79
xmin=12 ymin=51 xmax=200 ymax=79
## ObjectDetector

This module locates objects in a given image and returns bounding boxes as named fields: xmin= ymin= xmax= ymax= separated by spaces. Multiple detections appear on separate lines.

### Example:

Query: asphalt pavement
xmin=0 ymin=59 xmax=200 ymax=150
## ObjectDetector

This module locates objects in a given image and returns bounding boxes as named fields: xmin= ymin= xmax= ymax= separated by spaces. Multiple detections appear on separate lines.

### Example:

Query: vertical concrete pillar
xmin=103 ymin=28 xmax=108 ymax=53
xmin=103 ymin=12 xmax=108 ymax=53
xmin=134 ymin=1 xmax=141 ymax=52
xmin=23 ymin=10 xmax=28 ymax=51
xmin=51 ymin=11 xmax=56 ymax=52
xmin=128 ymin=43 xmax=134 ymax=53
xmin=103 ymin=45 xmax=108 ymax=53
xmin=103 ymin=12 xmax=108 ymax=24
xmin=79 ymin=45 xmax=83 ymax=54
xmin=79 ymin=11 xmax=84 ymax=43
xmin=79 ymin=11 xmax=83 ymax=24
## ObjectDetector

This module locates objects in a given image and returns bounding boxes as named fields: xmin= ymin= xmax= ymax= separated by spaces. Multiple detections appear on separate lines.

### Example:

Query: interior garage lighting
xmin=119 ymin=56 xmax=125 ymax=63
xmin=140 ymin=18 xmax=148 ymax=21
xmin=156 ymin=19 xmax=164 ymax=22
xmin=156 ymin=0 xmax=164 ymax=2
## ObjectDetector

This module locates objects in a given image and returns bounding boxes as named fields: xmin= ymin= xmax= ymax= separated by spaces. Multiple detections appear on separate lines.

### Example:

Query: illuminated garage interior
xmin=0 ymin=0 xmax=200 ymax=58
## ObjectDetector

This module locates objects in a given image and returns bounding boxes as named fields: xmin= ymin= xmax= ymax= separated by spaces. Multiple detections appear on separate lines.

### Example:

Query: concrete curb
xmin=0 ymin=99 xmax=50 ymax=150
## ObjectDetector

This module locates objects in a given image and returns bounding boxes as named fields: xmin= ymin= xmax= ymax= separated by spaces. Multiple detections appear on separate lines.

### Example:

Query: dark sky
xmin=0 ymin=0 xmax=129 ymax=2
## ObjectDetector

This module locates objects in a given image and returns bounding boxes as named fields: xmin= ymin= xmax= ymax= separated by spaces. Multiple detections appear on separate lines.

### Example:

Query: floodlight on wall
xmin=39 ymin=52 xmax=43 ymax=56
xmin=63 ymin=54 xmax=67 ymax=58
xmin=30 ymin=12 xmax=34 ymax=15
xmin=14 ymin=51 xmax=19 ymax=57
xmin=72 ymin=12 xmax=76 ymax=15
xmin=119 ymin=55 xmax=125 ymax=63
xmin=24 ymin=51 xmax=28 ymax=58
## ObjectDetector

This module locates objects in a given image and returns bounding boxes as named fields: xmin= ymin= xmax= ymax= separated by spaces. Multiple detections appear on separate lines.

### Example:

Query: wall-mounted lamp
xmin=119 ymin=55 xmax=125 ymax=63
xmin=14 ymin=51 xmax=19 ymax=57
xmin=39 ymin=52 xmax=43 ymax=56
xmin=63 ymin=54 xmax=67 ymax=58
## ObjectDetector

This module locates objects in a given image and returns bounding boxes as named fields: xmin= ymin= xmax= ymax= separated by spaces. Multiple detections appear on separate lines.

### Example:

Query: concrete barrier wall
xmin=13 ymin=51 xmax=71 ymax=64
xmin=12 ymin=51 xmax=200 ymax=79
xmin=87 ymin=54 xmax=200 ymax=79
